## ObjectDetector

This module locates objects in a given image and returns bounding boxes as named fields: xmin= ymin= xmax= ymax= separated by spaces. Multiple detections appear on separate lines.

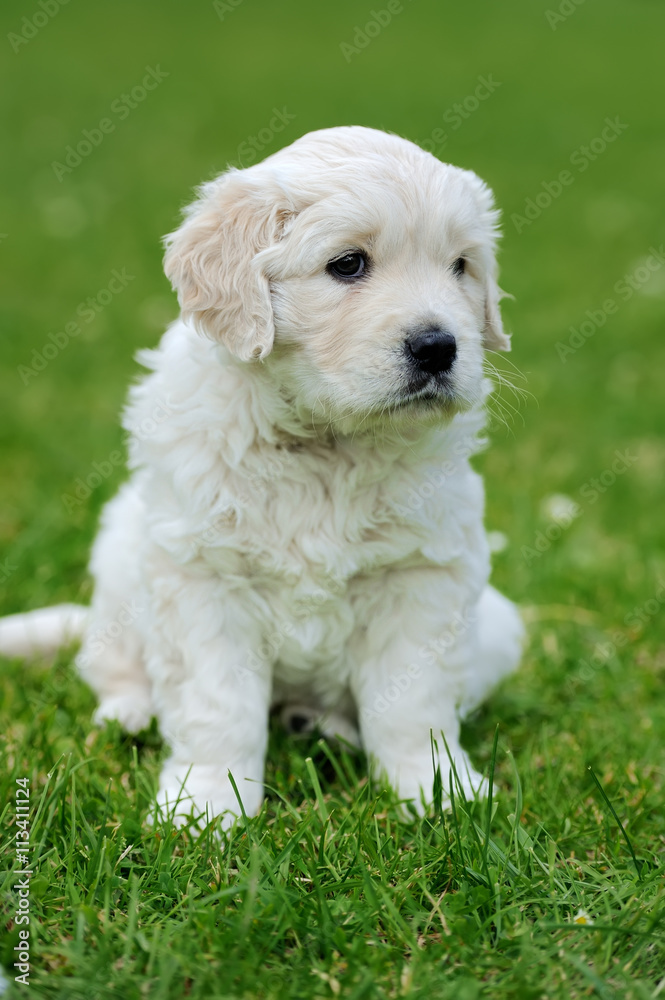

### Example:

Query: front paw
xmin=381 ymin=751 xmax=487 ymax=814
xmin=441 ymin=762 xmax=488 ymax=806
xmin=94 ymin=691 xmax=153 ymax=734
xmin=155 ymin=761 xmax=264 ymax=830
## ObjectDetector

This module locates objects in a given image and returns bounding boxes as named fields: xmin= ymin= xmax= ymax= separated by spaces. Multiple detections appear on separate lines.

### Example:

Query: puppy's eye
xmin=451 ymin=257 xmax=466 ymax=277
xmin=327 ymin=252 xmax=367 ymax=281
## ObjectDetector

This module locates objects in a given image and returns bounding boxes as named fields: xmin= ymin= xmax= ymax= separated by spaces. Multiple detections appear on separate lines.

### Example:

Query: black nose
xmin=405 ymin=328 xmax=457 ymax=376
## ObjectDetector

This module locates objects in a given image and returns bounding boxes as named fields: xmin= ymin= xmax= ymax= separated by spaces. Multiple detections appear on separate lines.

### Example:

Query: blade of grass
xmin=588 ymin=766 xmax=642 ymax=881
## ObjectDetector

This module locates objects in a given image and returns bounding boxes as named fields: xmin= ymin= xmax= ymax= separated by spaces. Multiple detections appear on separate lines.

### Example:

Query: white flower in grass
xmin=487 ymin=530 xmax=508 ymax=553
xmin=540 ymin=493 xmax=579 ymax=526
xmin=572 ymin=908 xmax=594 ymax=925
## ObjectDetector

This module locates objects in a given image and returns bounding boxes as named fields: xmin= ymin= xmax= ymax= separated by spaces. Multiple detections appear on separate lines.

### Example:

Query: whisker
xmin=483 ymin=349 xmax=530 ymax=382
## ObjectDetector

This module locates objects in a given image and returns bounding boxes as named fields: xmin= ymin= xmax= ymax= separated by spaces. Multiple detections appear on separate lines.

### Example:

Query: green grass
xmin=1 ymin=654 xmax=664 ymax=999
xmin=1 ymin=0 xmax=664 ymax=996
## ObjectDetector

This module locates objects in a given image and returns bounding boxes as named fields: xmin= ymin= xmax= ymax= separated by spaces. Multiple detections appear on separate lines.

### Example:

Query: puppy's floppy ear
xmin=483 ymin=257 xmax=511 ymax=352
xmin=163 ymin=170 xmax=292 ymax=361
xmin=463 ymin=169 xmax=512 ymax=352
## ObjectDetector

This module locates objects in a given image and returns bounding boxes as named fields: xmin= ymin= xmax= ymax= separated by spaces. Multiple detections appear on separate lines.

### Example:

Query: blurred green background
xmin=1 ymin=0 xmax=664 ymax=666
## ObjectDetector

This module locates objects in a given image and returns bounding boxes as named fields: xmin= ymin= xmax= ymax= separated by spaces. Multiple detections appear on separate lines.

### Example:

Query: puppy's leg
xmin=78 ymin=484 xmax=153 ymax=734
xmin=350 ymin=570 xmax=486 ymax=811
xmin=458 ymin=584 xmax=525 ymax=718
xmin=143 ymin=561 xmax=271 ymax=829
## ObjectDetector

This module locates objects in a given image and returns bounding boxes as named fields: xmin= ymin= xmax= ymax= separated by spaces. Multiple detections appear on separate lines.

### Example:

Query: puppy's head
xmin=164 ymin=126 xmax=510 ymax=431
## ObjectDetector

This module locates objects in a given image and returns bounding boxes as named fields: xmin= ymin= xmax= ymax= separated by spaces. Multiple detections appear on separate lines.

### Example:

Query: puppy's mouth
xmin=390 ymin=375 xmax=457 ymax=412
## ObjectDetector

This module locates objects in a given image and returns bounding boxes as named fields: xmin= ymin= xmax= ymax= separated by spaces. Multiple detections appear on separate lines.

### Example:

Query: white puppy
xmin=0 ymin=126 xmax=524 ymax=826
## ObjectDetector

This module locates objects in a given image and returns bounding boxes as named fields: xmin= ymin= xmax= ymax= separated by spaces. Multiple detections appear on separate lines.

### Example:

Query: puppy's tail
xmin=0 ymin=604 xmax=88 ymax=659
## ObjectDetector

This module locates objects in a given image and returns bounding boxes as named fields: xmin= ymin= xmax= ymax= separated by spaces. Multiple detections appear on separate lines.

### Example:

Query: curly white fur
xmin=1 ymin=127 xmax=524 ymax=826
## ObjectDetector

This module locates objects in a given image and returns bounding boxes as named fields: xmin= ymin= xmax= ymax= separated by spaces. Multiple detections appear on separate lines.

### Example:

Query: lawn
xmin=1 ymin=0 xmax=664 ymax=997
